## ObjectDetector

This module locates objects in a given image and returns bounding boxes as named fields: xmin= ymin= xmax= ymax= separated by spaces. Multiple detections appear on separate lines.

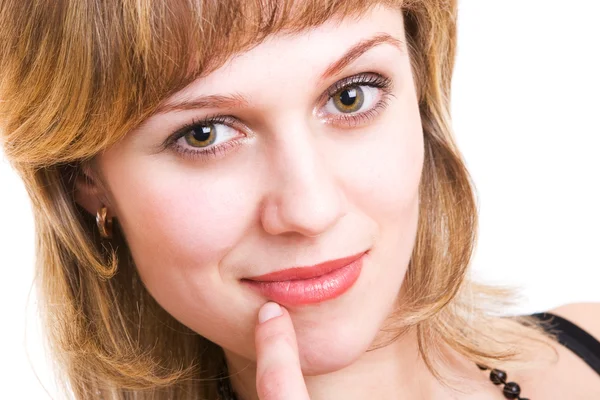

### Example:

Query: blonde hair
xmin=0 ymin=0 xmax=558 ymax=398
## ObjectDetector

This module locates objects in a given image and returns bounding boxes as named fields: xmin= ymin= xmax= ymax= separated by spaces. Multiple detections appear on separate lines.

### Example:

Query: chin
xmin=293 ymin=304 xmax=387 ymax=376
xmin=297 ymin=334 xmax=372 ymax=376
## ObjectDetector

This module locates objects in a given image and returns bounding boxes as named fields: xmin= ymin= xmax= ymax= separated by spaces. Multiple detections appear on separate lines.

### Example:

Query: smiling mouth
xmin=241 ymin=250 xmax=368 ymax=307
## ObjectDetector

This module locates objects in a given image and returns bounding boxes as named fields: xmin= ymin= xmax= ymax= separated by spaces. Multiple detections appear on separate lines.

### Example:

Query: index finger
xmin=255 ymin=302 xmax=311 ymax=400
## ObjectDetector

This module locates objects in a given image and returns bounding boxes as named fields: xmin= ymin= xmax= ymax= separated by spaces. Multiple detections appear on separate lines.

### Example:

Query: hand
xmin=255 ymin=302 xmax=311 ymax=400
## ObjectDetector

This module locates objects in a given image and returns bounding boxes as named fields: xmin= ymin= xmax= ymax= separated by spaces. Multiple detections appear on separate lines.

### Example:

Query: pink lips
xmin=241 ymin=251 xmax=367 ymax=307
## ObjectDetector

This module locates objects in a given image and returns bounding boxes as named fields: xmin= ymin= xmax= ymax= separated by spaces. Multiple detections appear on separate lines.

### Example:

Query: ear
xmin=73 ymin=160 xmax=114 ymax=220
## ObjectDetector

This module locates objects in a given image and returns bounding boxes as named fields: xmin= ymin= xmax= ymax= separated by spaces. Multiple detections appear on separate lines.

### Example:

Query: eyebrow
xmin=154 ymin=33 xmax=404 ymax=115
xmin=320 ymin=33 xmax=405 ymax=80
xmin=155 ymin=93 xmax=249 ymax=115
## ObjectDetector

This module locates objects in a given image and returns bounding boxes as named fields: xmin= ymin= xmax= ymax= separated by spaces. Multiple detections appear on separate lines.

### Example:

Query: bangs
xmin=136 ymin=0 xmax=400 ymax=84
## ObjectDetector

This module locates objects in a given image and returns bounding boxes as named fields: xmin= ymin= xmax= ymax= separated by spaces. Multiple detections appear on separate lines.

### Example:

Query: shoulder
xmin=510 ymin=302 xmax=600 ymax=399
xmin=547 ymin=301 xmax=600 ymax=342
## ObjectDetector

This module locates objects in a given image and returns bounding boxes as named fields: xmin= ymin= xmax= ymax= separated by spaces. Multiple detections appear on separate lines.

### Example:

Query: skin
xmin=74 ymin=4 xmax=600 ymax=400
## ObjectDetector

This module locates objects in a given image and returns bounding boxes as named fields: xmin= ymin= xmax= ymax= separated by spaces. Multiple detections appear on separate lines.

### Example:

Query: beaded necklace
xmin=477 ymin=364 xmax=529 ymax=400
xmin=216 ymin=363 xmax=530 ymax=399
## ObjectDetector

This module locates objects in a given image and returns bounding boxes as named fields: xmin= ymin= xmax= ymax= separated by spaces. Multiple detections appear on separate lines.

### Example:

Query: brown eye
xmin=166 ymin=115 xmax=244 ymax=161
xmin=317 ymin=72 xmax=391 ymax=127
xmin=183 ymin=124 xmax=217 ymax=148
xmin=332 ymin=86 xmax=365 ymax=113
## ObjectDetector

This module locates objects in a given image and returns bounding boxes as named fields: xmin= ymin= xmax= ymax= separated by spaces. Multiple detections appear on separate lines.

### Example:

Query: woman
xmin=0 ymin=0 xmax=598 ymax=399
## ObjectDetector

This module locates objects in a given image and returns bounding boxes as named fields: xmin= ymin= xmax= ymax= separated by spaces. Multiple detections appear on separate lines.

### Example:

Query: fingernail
xmin=258 ymin=302 xmax=283 ymax=324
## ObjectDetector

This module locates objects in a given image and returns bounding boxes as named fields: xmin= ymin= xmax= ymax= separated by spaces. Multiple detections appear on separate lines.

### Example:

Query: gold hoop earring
xmin=96 ymin=205 xmax=113 ymax=239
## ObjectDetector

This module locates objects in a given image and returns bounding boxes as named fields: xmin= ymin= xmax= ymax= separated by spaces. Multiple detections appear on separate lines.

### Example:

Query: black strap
xmin=530 ymin=312 xmax=600 ymax=375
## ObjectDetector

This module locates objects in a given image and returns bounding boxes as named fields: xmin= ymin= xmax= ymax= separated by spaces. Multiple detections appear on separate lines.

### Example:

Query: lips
xmin=245 ymin=251 xmax=367 ymax=282
xmin=241 ymin=250 xmax=368 ymax=307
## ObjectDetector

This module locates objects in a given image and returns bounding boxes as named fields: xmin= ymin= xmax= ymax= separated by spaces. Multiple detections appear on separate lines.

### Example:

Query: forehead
xmin=186 ymin=1 xmax=399 ymax=67
xmin=161 ymin=5 xmax=406 ymax=106
xmin=150 ymin=1 xmax=402 ymax=87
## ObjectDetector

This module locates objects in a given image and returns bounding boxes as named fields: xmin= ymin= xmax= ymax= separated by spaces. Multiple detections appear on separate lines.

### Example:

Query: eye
xmin=164 ymin=115 xmax=246 ymax=162
xmin=317 ymin=72 xmax=393 ymax=126
xmin=325 ymin=85 xmax=378 ymax=115
xmin=173 ymin=116 xmax=240 ymax=152
xmin=179 ymin=123 xmax=236 ymax=149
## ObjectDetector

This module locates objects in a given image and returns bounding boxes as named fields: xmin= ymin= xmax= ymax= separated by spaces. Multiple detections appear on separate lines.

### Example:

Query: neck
xmin=223 ymin=326 xmax=501 ymax=400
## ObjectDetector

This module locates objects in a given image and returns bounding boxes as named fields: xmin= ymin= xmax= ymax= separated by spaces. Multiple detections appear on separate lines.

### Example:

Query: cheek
xmin=99 ymin=151 xmax=256 ymax=312
xmin=346 ymin=98 xmax=423 ymax=304
xmin=110 ymin=170 xmax=249 ymax=270
xmin=349 ymin=99 xmax=424 ymax=225
xmin=99 ymin=153 xmax=261 ymax=348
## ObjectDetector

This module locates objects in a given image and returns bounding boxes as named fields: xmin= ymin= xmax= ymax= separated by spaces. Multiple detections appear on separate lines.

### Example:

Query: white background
xmin=1 ymin=0 xmax=598 ymax=395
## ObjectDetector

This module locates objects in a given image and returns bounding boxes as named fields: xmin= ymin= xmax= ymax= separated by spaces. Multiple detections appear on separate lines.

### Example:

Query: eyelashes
xmin=162 ymin=72 xmax=394 ymax=162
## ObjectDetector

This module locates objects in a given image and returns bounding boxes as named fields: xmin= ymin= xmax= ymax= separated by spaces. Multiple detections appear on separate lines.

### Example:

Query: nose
xmin=259 ymin=122 xmax=348 ymax=238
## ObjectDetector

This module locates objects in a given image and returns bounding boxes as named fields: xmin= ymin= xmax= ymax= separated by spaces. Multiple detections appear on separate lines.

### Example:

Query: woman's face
xmin=88 ymin=5 xmax=424 ymax=375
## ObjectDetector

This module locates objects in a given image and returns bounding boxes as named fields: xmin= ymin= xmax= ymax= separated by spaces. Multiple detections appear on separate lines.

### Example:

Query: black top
xmin=530 ymin=312 xmax=600 ymax=375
